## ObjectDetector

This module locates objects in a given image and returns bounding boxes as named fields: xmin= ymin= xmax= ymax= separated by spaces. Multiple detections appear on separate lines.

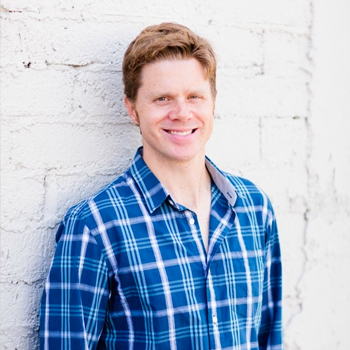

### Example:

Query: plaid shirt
xmin=40 ymin=148 xmax=283 ymax=350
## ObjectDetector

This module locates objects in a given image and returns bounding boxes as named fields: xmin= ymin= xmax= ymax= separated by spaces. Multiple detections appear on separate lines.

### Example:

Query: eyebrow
xmin=145 ymin=89 xmax=208 ymax=100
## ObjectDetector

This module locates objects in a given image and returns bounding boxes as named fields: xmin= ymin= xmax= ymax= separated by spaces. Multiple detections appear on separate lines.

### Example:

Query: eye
xmin=156 ymin=96 xmax=169 ymax=102
xmin=189 ymin=95 xmax=200 ymax=100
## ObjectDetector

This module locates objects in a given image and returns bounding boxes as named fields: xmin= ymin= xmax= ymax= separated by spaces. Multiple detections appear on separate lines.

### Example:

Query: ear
xmin=124 ymin=96 xmax=139 ymax=125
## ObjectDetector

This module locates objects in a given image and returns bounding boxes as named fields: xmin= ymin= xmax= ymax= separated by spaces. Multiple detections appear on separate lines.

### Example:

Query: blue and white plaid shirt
xmin=40 ymin=147 xmax=283 ymax=350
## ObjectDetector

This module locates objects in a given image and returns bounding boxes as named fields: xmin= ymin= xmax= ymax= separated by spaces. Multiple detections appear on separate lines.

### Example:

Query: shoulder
xmin=224 ymin=172 xmax=275 ymax=219
xmin=224 ymin=172 xmax=268 ymax=201
xmin=205 ymin=156 xmax=275 ymax=214
xmin=60 ymin=169 xmax=134 ymax=232
xmin=225 ymin=173 xmax=261 ymax=194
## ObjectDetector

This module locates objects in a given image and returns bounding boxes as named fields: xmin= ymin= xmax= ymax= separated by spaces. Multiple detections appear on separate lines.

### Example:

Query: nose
xmin=168 ymin=98 xmax=192 ymax=121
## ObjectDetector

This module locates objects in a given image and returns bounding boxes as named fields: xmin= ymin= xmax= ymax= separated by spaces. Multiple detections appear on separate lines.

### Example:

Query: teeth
xmin=169 ymin=130 xmax=192 ymax=136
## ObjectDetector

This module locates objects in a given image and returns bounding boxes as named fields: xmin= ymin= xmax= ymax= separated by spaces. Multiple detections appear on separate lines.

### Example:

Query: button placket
xmin=188 ymin=217 xmax=195 ymax=226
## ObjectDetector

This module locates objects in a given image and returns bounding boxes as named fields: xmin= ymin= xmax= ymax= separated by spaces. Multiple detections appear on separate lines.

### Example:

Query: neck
xmin=143 ymin=152 xmax=211 ymax=212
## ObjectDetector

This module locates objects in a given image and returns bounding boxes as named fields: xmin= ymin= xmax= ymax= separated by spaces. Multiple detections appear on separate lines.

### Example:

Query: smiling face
xmin=124 ymin=58 xmax=215 ymax=169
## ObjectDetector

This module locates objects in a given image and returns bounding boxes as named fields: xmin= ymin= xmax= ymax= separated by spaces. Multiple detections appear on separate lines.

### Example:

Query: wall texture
xmin=1 ymin=0 xmax=349 ymax=349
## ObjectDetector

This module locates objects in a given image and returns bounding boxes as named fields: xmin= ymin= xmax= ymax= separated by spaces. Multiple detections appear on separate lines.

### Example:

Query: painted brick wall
xmin=1 ymin=0 xmax=349 ymax=349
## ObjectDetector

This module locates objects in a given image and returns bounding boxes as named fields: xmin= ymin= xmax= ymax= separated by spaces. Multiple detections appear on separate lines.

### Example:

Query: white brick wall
xmin=1 ymin=0 xmax=349 ymax=349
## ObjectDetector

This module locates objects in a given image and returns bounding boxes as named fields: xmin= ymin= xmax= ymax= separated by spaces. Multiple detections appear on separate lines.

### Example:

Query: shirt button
xmin=168 ymin=200 xmax=174 ymax=206
xmin=188 ymin=217 xmax=195 ymax=225
xmin=213 ymin=315 xmax=218 ymax=324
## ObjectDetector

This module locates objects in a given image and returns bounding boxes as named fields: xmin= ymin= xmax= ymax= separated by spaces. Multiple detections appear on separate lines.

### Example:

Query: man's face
xmin=125 ymin=58 xmax=215 ymax=167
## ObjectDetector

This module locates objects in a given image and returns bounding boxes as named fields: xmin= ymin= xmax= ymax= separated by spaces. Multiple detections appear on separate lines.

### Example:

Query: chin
xmin=169 ymin=150 xmax=203 ymax=163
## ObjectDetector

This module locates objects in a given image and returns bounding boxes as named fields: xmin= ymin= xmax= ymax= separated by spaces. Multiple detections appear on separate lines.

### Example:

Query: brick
xmin=207 ymin=116 xmax=260 ymax=172
xmin=209 ymin=27 xmax=264 ymax=71
xmin=42 ymin=172 xmax=131 ymax=222
xmin=22 ymin=19 xmax=130 ymax=69
xmin=261 ymin=117 xmax=308 ymax=165
xmin=1 ymin=69 xmax=74 ymax=116
xmin=0 ymin=225 xmax=53 ymax=279
xmin=0 ymin=18 xmax=22 ymax=67
xmin=201 ymin=0 xmax=311 ymax=29
xmin=2 ymin=119 xmax=141 ymax=170
xmin=264 ymin=31 xmax=311 ymax=77
xmin=0 ymin=169 xmax=45 ymax=232
xmin=73 ymin=70 xmax=124 ymax=117
xmin=217 ymin=72 xmax=309 ymax=117
xmin=0 ymin=283 xmax=41 ymax=349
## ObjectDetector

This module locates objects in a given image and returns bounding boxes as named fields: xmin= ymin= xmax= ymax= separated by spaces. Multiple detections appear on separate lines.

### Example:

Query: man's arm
xmin=258 ymin=207 xmax=283 ymax=349
xmin=40 ymin=215 xmax=110 ymax=350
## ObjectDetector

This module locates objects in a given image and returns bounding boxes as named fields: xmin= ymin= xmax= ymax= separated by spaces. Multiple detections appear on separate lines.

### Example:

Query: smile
xmin=167 ymin=129 xmax=195 ymax=136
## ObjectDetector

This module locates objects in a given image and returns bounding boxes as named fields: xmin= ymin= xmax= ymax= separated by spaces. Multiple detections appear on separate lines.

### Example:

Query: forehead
xmin=141 ymin=57 xmax=206 ymax=76
xmin=138 ymin=58 xmax=210 ymax=93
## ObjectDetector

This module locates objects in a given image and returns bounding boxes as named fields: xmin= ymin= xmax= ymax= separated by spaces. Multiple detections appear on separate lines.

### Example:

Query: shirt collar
xmin=205 ymin=157 xmax=238 ymax=207
xmin=129 ymin=148 xmax=171 ymax=214
xmin=129 ymin=147 xmax=238 ymax=213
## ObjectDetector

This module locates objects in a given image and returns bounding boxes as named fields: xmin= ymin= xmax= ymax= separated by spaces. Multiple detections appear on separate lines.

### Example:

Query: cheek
xmin=208 ymin=119 xmax=214 ymax=135
xmin=205 ymin=113 xmax=214 ymax=136
xmin=201 ymin=107 xmax=214 ymax=123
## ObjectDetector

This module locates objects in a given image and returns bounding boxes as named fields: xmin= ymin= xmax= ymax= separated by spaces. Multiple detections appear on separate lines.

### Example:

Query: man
xmin=40 ymin=23 xmax=283 ymax=349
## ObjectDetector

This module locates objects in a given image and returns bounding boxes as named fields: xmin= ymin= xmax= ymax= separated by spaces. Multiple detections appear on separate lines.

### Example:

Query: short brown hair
xmin=122 ymin=22 xmax=217 ymax=102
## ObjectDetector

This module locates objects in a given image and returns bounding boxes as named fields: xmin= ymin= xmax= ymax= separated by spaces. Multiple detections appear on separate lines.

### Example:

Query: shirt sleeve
xmin=258 ymin=205 xmax=283 ymax=349
xmin=40 ymin=213 xmax=110 ymax=350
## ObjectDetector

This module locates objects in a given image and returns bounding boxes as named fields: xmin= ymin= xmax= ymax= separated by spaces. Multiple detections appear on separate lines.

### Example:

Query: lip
xmin=163 ymin=128 xmax=197 ymax=136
